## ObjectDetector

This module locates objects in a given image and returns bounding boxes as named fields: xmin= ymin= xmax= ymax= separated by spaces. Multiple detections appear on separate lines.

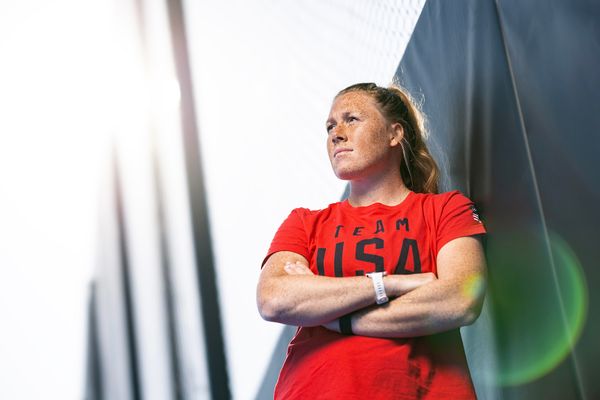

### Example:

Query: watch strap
xmin=366 ymin=272 xmax=389 ymax=305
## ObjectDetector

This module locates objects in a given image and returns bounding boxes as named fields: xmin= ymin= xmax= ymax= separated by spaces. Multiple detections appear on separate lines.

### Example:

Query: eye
xmin=346 ymin=115 xmax=359 ymax=123
xmin=326 ymin=124 xmax=335 ymax=133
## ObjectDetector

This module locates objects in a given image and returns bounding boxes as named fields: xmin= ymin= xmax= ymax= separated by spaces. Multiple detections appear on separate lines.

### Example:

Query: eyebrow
xmin=326 ymin=111 xmax=354 ymax=125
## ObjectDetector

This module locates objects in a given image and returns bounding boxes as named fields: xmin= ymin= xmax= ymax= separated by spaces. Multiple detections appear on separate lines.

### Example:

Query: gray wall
xmin=399 ymin=0 xmax=599 ymax=398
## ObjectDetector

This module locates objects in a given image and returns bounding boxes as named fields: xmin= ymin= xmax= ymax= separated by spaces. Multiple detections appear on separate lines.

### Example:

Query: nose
xmin=330 ymin=125 xmax=347 ymax=144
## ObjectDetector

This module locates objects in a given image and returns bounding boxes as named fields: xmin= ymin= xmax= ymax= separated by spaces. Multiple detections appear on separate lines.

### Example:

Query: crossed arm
xmin=256 ymin=235 xmax=486 ymax=338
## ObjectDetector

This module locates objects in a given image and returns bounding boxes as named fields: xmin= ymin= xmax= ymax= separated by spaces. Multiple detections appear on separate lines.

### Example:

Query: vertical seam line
xmin=493 ymin=1 xmax=585 ymax=398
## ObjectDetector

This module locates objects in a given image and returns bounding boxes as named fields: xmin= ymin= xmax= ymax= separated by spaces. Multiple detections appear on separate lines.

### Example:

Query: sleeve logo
xmin=471 ymin=205 xmax=482 ymax=223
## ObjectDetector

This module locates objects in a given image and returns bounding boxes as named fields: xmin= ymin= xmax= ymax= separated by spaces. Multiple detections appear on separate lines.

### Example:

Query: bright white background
xmin=0 ymin=1 xmax=116 ymax=398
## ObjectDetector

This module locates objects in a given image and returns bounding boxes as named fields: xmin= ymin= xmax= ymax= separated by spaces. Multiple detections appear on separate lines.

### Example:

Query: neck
xmin=347 ymin=168 xmax=410 ymax=207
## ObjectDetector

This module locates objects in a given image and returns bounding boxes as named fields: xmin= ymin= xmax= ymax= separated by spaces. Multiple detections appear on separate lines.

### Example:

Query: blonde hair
xmin=336 ymin=83 xmax=440 ymax=194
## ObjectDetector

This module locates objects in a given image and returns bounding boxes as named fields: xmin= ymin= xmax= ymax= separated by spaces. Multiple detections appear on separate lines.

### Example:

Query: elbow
xmin=258 ymin=292 xmax=311 ymax=326
xmin=458 ymin=274 xmax=486 ymax=326
xmin=256 ymin=276 xmax=299 ymax=323
xmin=459 ymin=297 xmax=485 ymax=326
xmin=257 ymin=296 xmax=282 ymax=322
xmin=461 ymin=306 xmax=481 ymax=326
xmin=257 ymin=288 xmax=291 ymax=323
xmin=257 ymin=278 xmax=282 ymax=322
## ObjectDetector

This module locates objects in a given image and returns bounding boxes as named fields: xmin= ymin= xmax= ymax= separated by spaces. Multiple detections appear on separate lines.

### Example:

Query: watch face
xmin=376 ymin=296 xmax=389 ymax=305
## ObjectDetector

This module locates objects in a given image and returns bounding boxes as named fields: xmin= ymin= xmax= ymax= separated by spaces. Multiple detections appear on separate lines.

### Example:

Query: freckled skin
xmin=326 ymin=92 xmax=403 ymax=181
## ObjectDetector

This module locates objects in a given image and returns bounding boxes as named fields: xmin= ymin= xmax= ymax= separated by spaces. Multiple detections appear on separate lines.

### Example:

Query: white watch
xmin=366 ymin=272 xmax=389 ymax=305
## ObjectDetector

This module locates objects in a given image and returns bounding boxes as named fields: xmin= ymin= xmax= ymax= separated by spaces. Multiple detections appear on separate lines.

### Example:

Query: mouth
xmin=333 ymin=148 xmax=353 ymax=158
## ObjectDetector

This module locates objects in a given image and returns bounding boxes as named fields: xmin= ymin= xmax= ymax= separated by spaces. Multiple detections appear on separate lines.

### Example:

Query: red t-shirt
xmin=263 ymin=190 xmax=486 ymax=399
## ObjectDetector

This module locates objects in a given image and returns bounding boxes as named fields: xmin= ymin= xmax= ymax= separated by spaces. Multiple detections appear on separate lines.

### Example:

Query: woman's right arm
xmin=256 ymin=250 xmax=435 ymax=327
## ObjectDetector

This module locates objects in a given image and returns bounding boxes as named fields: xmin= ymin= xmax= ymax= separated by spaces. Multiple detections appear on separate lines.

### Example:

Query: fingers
xmin=284 ymin=261 xmax=314 ymax=275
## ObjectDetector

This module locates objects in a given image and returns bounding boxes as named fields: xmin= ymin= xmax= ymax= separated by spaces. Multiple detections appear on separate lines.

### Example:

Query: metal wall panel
xmin=399 ymin=0 xmax=598 ymax=398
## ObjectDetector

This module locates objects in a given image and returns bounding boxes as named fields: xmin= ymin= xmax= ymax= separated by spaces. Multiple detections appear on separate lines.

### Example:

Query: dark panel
xmin=254 ymin=325 xmax=296 ymax=400
xmin=497 ymin=1 xmax=600 ymax=399
xmin=165 ymin=0 xmax=231 ymax=398
xmin=152 ymin=151 xmax=184 ymax=400
xmin=114 ymin=158 xmax=143 ymax=400
xmin=131 ymin=0 xmax=183 ymax=396
xmin=397 ymin=0 xmax=588 ymax=398
xmin=84 ymin=283 xmax=104 ymax=400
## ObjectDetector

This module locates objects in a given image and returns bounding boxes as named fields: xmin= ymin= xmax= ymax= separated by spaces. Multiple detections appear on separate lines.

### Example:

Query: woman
xmin=257 ymin=83 xmax=487 ymax=399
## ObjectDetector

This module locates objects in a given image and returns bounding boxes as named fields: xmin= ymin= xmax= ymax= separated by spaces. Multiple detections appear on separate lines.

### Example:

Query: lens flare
xmin=462 ymin=273 xmax=485 ymax=301
xmin=488 ymin=230 xmax=588 ymax=386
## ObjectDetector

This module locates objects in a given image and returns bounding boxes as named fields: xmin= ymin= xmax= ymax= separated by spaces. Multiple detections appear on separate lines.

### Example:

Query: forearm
xmin=257 ymin=252 xmax=433 ymax=327
xmin=258 ymin=273 xmax=378 ymax=326
xmin=323 ymin=236 xmax=488 ymax=338
xmin=330 ymin=274 xmax=485 ymax=337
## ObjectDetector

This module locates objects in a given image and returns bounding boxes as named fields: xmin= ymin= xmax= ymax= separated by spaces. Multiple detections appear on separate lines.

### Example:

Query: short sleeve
xmin=436 ymin=191 xmax=486 ymax=252
xmin=261 ymin=208 xmax=311 ymax=267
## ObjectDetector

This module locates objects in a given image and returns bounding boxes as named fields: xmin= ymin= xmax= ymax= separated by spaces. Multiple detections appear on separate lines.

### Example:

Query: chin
xmin=333 ymin=167 xmax=360 ymax=181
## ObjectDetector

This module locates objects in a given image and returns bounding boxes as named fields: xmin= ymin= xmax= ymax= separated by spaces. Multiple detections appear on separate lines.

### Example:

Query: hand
xmin=283 ymin=261 xmax=315 ymax=276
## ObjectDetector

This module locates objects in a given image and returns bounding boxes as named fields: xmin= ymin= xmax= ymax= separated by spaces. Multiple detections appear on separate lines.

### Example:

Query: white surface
xmin=0 ymin=0 xmax=206 ymax=398
xmin=0 ymin=1 xmax=113 ymax=398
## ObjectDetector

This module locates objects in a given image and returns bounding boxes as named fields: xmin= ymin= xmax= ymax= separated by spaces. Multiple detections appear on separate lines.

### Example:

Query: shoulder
xmin=410 ymin=190 xmax=472 ymax=211
xmin=287 ymin=201 xmax=343 ymax=220
xmin=410 ymin=190 xmax=482 ymax=226
xmin=413 ymin=190 xmax=470 ymax=204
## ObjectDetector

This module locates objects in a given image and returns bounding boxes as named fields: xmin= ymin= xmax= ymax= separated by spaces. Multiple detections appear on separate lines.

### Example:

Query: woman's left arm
xmin=322 ymin=235 xmax=487 ymax=338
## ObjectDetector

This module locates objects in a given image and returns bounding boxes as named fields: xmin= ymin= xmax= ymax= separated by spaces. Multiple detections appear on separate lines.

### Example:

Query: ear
xmin=389 ymin=122 xmax=404 ymax=147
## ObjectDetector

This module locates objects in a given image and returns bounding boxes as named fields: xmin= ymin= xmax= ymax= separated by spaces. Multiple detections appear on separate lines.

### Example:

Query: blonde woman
xmin=257 ymin=83 xmax=487 ymax=399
